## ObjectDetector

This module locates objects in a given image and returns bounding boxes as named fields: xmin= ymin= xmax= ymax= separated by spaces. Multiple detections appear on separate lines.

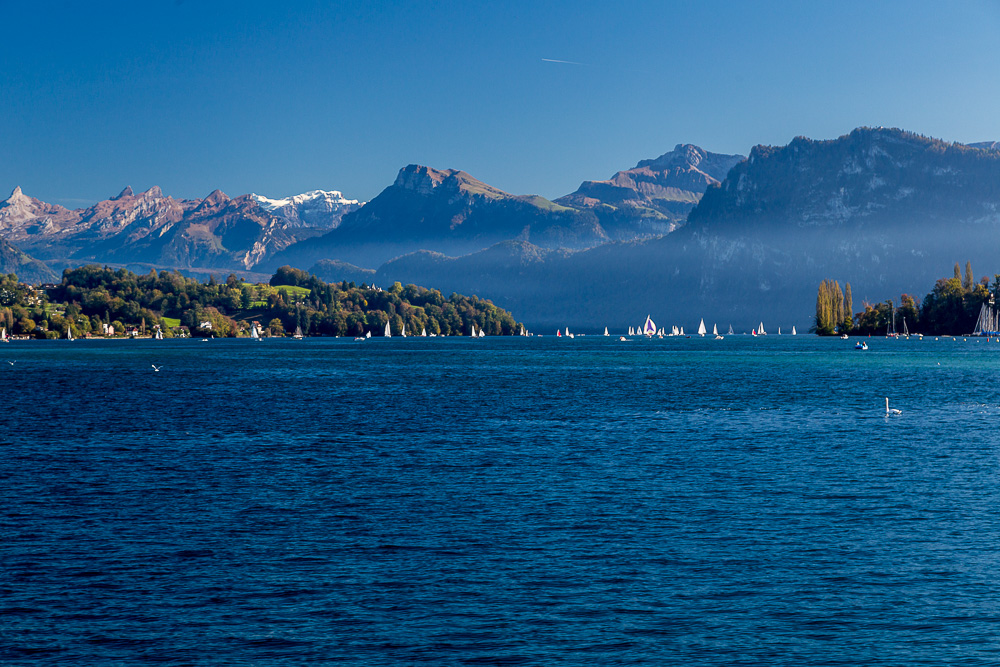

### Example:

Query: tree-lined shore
xmin=0 ymin=265 xmax=520 ymax=339
xmin=816 ymin=262 xmax=992 ymax=336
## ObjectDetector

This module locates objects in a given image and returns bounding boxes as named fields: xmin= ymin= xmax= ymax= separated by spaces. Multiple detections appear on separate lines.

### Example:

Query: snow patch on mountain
xmin=251 ymin=190 xmax=364 ymax=230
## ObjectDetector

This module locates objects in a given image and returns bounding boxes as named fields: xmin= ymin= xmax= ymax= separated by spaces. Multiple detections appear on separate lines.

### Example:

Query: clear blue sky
xmin=3 ymin=0 xmax=1000 ymax=207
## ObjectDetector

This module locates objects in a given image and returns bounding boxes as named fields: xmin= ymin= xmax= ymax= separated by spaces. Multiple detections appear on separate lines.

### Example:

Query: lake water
xmin=3 ymin=335 xmax=1000 ymax=665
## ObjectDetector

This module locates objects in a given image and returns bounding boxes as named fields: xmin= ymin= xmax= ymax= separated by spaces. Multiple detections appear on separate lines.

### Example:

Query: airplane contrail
xmin=541 ymin=58 xmax=585 ymax=66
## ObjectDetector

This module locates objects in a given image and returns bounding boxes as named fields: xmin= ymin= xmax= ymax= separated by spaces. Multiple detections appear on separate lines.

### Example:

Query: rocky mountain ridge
xmin=0 ymin=185 xmax=367 ymax=274
xmin=555 ymin=144 xmax=744 ymax=238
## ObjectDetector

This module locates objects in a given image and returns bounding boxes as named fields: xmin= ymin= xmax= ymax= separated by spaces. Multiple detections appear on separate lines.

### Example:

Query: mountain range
xmin=374 ymin=128 xmax=1000 ymax=330
xmin=4 ymin=129 xmax=1000 ymax=331
xmin=0 ymin=185 xmax=362 ymax=277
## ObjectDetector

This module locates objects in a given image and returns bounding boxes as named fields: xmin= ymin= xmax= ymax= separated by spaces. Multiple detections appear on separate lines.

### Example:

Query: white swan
xmin=885 ymin=397 xmax=901 ymax=416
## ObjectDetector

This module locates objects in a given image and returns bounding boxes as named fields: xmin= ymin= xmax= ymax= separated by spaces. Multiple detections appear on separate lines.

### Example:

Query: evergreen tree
xmin=965 ymin=261 xmax=974 ymax=292
xmin=954 ymin=263 xmax=962 ymax=282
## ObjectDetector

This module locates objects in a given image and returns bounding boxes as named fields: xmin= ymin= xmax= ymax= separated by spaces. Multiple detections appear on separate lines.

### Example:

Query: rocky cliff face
xmin=690 ymin=128 xmax=1000 ymax=230
xmin=556 ymin=144 xmax=744 ymax=239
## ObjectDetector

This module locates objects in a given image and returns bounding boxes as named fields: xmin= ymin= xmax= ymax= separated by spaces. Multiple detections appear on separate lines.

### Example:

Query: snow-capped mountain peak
xmin=250 ymin=189 xmax=364 ymax=230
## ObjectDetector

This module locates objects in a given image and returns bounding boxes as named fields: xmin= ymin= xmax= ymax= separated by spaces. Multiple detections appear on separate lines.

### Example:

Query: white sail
xmin=384 ymin=322 xmax=391 ymax=337
xmin=294 ymin=324 xmax=304 ymax=339
xmin=1 ymin=327 xmax=6 ymax=342
xmin=628 ymin=326 xmax=633 ymax=336
xmin=250 ymin=323 xmax=259 ymax=339
xmin=792 ymin=326 xmax=797 ymax=335
xmin=728 ymin=324 xmax=734 ymax=335
xmin=697 ymin=319 xmax=707 ymax=336
xmin=366 ymin=331 xmax=371 ymax=338
xmin=713 ymin=324 xmax=718 ymax=335
xmin=680 ymin=326 xmax=684 ymax=335
xmin=66 ymin=327 xmax=73 ymax=341
xmin=479 ymin=327 xmax=486 ymax=338
xmin=643 ymin=315 xmax=656 ymax=336
xmin=778 ymin=327 xmax=782 ymax=335
xmin=421 ymin=327 xmax=427 ymax=337
xmin=758 ymin=322 xmax=765 ymax=335
xmin=565 ymin=327 xmax=570 ymax=337
xmin=155 ymin=327 xmax=164 ymax=340
xmin=471 ymin=324 xmax=477 ymax=337
xmin=604 ymin=327 xmax=609 ymax=336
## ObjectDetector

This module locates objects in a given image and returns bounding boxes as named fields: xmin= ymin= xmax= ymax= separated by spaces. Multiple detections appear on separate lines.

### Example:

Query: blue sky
xmin=3 ymin=0 xmax=1000 ymax=206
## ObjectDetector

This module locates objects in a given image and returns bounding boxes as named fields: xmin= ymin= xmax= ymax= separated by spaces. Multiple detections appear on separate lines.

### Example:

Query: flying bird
xmin=151 ymin=364 xmax=162 ymax=372
xmin=6 ymin=360 xmax=15 ymax=365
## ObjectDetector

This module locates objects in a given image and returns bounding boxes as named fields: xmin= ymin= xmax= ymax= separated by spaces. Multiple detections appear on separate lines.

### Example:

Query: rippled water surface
xmin=4 ymin=335 xmax=1000 ymax=665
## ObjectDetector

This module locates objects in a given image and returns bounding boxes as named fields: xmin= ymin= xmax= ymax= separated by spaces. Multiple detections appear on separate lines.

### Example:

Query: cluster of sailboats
xmin=592 ymin=316 xmax=796 ymax=339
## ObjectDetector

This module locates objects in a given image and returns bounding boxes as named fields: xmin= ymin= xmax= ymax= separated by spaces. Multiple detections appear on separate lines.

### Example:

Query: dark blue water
xmin=4 ymin=335 xmax=1000 ymax=665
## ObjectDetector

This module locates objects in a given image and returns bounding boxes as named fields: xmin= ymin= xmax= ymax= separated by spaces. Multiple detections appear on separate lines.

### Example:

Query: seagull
xmin=885 ymin=397 xmax=901 ymax=416
xmin=151 ymin=364 xmax=162 ymax=372
xmin=6 ymin=360 xmax=15 ymax=365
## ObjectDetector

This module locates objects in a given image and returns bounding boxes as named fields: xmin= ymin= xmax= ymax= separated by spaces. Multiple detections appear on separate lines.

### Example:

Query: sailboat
xmin=712 ymin=324 xmax=718 ymax=336
xmin=401 ymin=323 xmax=407 ymax=338
xmin=479 ymin=327 xmax=486 ymax=338
xmin=792 ymin=326 xmax=797 ymax=335
xmin=472 ymin=324 xmax=478 ymax=337
xmin=565 ymin=327 xmax=571 ymax=338
xmin=727 ymin=324 xmax=734 ymax=335
xmin=628 ymin=326 xmax=634 ymax=336
xmin=679 ymin=326 xmax=684 ymax=335
xmin=556 ymin=328 xmax=561 ymax=337
xmin=294 ymin=325 xmax=304 ymax=340
xmin=384 ymin=322 xmax=391 ymax=338
xmin=250 ymin=323 xmax=260 ymax=340
xmin=366 ymin=331 xmax=371 ymax=339
xmin=155 ymin=327 xmax=164 ymax=340
xmin=886 ymin=305 xmax=897 ymax=338
xmin=643 ymin=315 xmax=656 ymax=337
xmin=421 ymin=327 xmax=427 ymax=337
xmin=671 ymin=325 xmax=679 ymax=336
xmin=604 ymin=327 xmax=609 ymax=336
xmin=758 ymin=322 xmax=766 ymax=335
xmin=66 ymin=327 xmax=73 ymax=341
xmin=1 ymin=327 xmax=7 ymax=343
xmin=697 ymin=319 xmax=707 ymax=336
xmin=778 ymin=327 xmax=782 ymax=335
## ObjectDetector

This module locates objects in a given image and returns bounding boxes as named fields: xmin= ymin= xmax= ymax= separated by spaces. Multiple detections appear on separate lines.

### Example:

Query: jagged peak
xmin=112 ymin=186 xmax=134 ymax=200
xmin=142 ymin=185 xmax=163 ymax=198
xmin=3 ymin=186 xmax=31 ymax=207
xmin=203 ymin=189 xmax=230 ymax=205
